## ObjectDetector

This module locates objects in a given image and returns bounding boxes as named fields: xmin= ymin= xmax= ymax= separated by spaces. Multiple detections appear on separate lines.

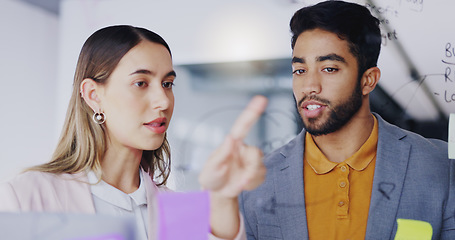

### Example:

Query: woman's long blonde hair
xmin=28 ymin=25 xmax=172 ymax=185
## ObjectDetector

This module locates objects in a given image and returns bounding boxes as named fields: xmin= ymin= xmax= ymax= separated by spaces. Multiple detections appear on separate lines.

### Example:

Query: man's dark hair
xmin=290 ymin=0 xmax=382 ymax=76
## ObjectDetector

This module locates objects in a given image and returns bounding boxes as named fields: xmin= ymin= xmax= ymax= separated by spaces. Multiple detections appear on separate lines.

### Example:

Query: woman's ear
xmin=80 ymin=78 xmax=101 ymax=112
xmin=361 ymin=67 xmax=381 ymax=95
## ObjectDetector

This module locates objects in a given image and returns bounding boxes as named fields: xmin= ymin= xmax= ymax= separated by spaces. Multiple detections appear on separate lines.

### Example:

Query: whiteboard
xmin=362 ymin=0 xmax=454 ymax=121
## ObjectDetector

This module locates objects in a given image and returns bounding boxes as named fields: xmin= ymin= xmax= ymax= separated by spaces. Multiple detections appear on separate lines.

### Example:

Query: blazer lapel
xmin=274 ymin=130 xmax=309 ymax=239
xmin=365 ymin=115 xmax=411 ymax=239
xmin=59 ymin=172 xmax=96 ymax=214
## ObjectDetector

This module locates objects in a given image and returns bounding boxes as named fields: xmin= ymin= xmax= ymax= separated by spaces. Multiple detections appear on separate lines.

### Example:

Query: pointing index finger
xmin=229 ymin=95 xmax=268 ymax=140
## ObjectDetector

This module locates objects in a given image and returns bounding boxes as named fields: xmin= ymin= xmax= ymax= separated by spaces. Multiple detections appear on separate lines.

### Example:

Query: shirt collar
xmin=305 ymin=115 xmax=378 ymax=174
xmin=88 ymin=169 xmax=147 ymax=211
xmin=129 ymin=171 xmax=147 ymax=206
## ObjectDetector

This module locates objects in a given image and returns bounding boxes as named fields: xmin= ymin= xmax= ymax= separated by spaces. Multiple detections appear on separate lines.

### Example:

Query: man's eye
xmin=293 ymin=69 xmax=306 ymax=75
xmin=162 ymin=82 xmax=175 ymax=89
xmin=323 ymin=67 xmax=338 ymax=73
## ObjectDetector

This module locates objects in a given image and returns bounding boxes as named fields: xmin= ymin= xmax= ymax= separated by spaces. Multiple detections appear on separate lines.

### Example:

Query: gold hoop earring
xmin=92 ymin=112 xmax=106 ymax=124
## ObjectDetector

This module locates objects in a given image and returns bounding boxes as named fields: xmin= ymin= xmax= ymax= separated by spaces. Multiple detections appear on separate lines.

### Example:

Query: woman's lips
xmin=144 ymin=117 xmax=167 ymax=134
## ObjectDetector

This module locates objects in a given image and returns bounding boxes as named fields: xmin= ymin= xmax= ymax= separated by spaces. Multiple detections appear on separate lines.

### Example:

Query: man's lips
xmin=301 ymin=101 xmax=326 ymax=118
xmin=144 ymin=117 xmax=167 ymax=134
xmin=301 ymin=100 xmax=326 ymax=109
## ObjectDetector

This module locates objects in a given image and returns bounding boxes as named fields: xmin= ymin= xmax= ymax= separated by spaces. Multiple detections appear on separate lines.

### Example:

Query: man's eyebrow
xmin=317 ymin=53 xmax=346 ymax=63
xmin=129 ymin=69 xmax=177 ymax=78
xmin=166 ymin=70 xmax=177 ymax=78
xmin=292 ymin=57 xmax=304 ymax=64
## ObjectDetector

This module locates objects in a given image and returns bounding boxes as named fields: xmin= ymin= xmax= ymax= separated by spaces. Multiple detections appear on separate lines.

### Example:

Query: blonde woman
xmin=0 ymin=25 xmax=267 ymax=240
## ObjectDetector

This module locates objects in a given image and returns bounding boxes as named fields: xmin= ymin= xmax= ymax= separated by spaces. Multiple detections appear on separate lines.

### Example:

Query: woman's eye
xmin=162 ymin=82 xmax=174 ymax=89
xmin=323 ymin=67 xmax=338 ymax=73
xmin=293 ymin=69 xmax=306 ymax=75
xmin=134 ymin=81 xmax=147 ymax=87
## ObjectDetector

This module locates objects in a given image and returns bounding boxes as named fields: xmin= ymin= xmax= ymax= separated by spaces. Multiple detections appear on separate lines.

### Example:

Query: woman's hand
xmin=199 ymin=95 xmax=268 ymax=198
xmin=199 ymin=95 xmax=268 ymax=238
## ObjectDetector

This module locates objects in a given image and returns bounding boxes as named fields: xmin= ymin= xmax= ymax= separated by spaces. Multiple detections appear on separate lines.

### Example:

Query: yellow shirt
xmin=304 ymin=116 xmax=378 ymax=240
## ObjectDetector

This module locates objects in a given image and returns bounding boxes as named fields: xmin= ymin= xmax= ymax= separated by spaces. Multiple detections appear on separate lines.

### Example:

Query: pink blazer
xmin=0 ymin=170 xmax=245 ymax=240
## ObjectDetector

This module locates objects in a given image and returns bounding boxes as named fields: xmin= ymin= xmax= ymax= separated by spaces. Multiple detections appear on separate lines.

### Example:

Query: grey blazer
xmin=239 ymin=114 xmax=455 ymax=239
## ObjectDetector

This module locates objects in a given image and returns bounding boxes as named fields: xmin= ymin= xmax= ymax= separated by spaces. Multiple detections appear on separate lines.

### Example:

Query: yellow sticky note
xmin=394 ymin=219 xmax=432 ymax=240
xmin=449 ymin=114 xmax=455 ymax=159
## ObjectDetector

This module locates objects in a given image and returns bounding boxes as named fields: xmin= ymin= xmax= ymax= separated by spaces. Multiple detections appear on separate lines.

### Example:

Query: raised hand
xmin=199 ymin=95 xmax=268 ymax=198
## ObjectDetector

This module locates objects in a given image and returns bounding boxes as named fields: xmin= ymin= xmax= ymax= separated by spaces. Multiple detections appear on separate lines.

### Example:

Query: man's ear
xmin=361 ymin=67 xmax=381 ymax=96
xmin=80 ymin=78 xmax=102 ymax=112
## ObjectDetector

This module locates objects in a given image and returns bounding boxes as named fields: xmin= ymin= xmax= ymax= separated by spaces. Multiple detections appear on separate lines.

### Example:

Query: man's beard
xmin=296 ymin=81 xmax=363 ymax=136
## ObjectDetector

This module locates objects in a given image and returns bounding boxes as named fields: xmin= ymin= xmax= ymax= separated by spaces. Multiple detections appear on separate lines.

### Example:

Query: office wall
xmin=0 ymin=0 xmax=59 ymax=181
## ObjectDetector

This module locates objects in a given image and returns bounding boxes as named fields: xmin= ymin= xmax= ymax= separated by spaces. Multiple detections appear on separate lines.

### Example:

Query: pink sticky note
xmin=157 ymin=191 xmax=210 ymax=240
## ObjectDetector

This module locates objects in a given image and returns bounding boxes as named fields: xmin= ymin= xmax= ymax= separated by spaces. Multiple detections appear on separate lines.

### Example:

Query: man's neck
xmin=311 ymin=112 xmax=375 ymax=163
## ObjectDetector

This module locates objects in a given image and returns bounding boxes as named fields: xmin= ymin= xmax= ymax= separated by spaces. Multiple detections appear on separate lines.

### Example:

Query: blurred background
xmin=1 ymin=0 xmax=453 ymax=190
